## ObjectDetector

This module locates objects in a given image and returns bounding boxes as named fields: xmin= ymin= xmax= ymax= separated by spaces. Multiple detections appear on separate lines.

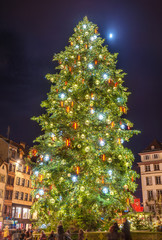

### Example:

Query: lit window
xmin=151 ymin=145 xmax=155 ymax=150
xmin=15 ymin=207 xmax=21 ymax=218
xmin=22 ymin=208 xmax=30 ymax=219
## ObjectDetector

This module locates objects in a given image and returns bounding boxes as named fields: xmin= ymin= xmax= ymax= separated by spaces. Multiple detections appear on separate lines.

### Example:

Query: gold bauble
xmin=80 ymin=186 xmax=85 ymax=191
xmin=69 ymin=111 xmax=73 ymax=115
xmin=106 ymin=119 xmax=111 ymax=124
xmin=73 ymin=84 xmax=78 ymax=89
xmin=67 ymin=173 xmax=71 ymax=177
xmin=59 ymin=177 xmax=64 ymax=182
xmin=85 ymin=146 xmax=90 ymax=152
xmin=77 ymin=105 xmax=81 ymax=110
xmin=64 ymin=100 xmax=68 ymax=105
xmin=85 ymin=120 xmax=90 ymax=125
xmin=50 ymin=199 xmax=55 ymax=204
xmin=85 ymin=94 xmax=90 ymax=100
xmin=118 ymin=155 xmax=122 ymax=160
xmin=84 ymin=57 xmax=87 ymax=61
xmin=81 ymin=134 xmax=85 ymax=139
xmin=107 ymin=158 xmax=112 ymax=163
xmin=95 ymin=80 xmax=100 ymax=85
xmin=77 ymin=61 xmax=81 ymax=66
xmin=107 ymin=89 xmax=111 ymax=92
xmin=77 ymin=144 xmax=81 ymax=148
xmin=80 ymin=40 xmax=83 ymax=44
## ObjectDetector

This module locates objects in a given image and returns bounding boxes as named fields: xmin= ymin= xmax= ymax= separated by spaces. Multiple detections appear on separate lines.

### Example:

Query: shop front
xmin=12 ymin=204 xmax=32 ymax=230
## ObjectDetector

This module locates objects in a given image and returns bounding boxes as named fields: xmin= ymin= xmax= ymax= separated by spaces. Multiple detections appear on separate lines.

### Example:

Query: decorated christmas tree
xmin=29 ymin=17 xmax=139 ymax=230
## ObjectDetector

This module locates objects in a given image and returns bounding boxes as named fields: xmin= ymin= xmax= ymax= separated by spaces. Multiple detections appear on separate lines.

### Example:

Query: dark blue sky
xmin=0 ymin=0 xmax=162 ymax=197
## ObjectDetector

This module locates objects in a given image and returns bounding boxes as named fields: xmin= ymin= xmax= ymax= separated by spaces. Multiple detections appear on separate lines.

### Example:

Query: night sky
xmin=0 ymin=0 xmax=162 ymax=198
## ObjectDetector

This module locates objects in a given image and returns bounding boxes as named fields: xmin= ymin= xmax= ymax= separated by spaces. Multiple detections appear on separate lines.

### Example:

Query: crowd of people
xmin=1 ymin=218 xmax=132 ymax=240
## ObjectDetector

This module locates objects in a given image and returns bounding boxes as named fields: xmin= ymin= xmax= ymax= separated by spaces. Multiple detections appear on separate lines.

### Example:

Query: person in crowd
xmin=48 ymin=230 xmax=56 ymax=240
xmin=12 ymin=229 xmax=20 ymax=240
xmin=65 ymin=229 xmax=72 ymax=240
xmin=78 ymin=229 xmax=84 ymax=240
xmin=39 ymin=230 xmax=47 ymax=240
xmin=3 ymin=225 xmax=9 ymax=240
xmin=57 ymin=221 xmax=65 ymax=240
xmin=26 ymin=231 xmax=33 ymax=240
xmin=108 ymin=222 xmax=119 ymax=240
xmin=20 ymin=229 xmax=26 ymax=240
xmin=122 ymin=218 xmax=132 ymax=240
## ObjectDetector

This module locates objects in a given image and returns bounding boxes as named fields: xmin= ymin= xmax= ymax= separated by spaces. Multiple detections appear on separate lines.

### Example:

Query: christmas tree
xmin=29 ymin=17 xmax=139 ymax=230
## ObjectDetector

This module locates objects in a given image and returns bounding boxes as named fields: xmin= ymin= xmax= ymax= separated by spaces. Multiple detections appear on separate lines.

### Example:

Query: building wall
xmin=0 ymin=163 xmax=7 ymax=229
xmin=139 ymin=148 xmax=162 ymax=218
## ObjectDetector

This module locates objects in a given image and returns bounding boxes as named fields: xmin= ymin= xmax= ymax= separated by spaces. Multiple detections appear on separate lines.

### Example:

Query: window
xmin=2 ymin=165 xmax=4 ymax=170
xmin=144 ymin=155 xmax=150 ymax=160
xmin=22 ymin=208 xmax=30 ymax=219
xmin=12 ymin=207 xmax=15 ymax=218
xmin=0 ymin=175 xmax=5 ymax=183
xmin=4 ymin=205 xmax=7 ymax=214
xmin=147 ymin=190 xmax=153 ymax=201
xmin=145 ymin=165 xmax=150 ymax=172
xmin=7 ymin=176 xmax=14 ymax=186
xmin=153 ymin=154 xmax=158 ymax=159
xmin=18 ymin=164 xmax=22 ymax=172
xmin=149 ymin=205 xmax=155 ymax=212
xmin=5 ymin=190 xmax=12 ymax=200
xmin=16 ymin=177 xmax=20 ymax=185
xmin=13 ymin=165 xmax=16 ymax=172
xmin=146 ymin=177 xmax=152 ymax=186
xmin=156 ymin=190 xmax=162 ymax=200
xmin=26 ymin=180 xmax=30 ymax=188
xmin=155 ymin=176 xmax=161 ymax=185
xmin=29 ymin=195 xmax=32 ymax=202
xmin=24 ymin=193 xmax=28 ymax=201
xmin=151 ymin=145 xmax=155 ymax=150
xmin=23 ymin=166 xmax=26 ymax=173
xmin=21 ymin=179 xmax=25 ymax=187
xmin=0 ymin=190 xmax=3 ymax=198
xmin=11 ymin=150 xmax=16 ymax=159
xmin=15 ymin=191 xmax=19 ymax=199
xmin=20 ymin=192 xmax=24 ymax=200
xmin=154 ymin=164 xmax=160 ymax=171
xmin=15 ymin=207 xmax=21 ymax=218
xmin=9 ymin=163 xmax=12 ymax=172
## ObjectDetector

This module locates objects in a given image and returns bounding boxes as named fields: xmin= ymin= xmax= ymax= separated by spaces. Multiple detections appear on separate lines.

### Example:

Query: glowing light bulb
xmin=98 ymin=114 xmax=104 ymax=120
xmin=102 ymin=187 xmax=108 ymax=194
xmin=121 ymin=139 xmax=124 ymax=144
xmin=90 ymin=108 xmax=95 ymax=114
xmin=72 ymin=176 xmax=77 ymax=182
xmin=39 ymin=189 xmax=44 ymax=196
xmin=99 ymin=139 xmax=105 ymax=146
xmin=59 ymin=93 xmax=66 ymax=99
xmin=39 ymin=162 xmax=43 ymax=166
xmin=103 ymin=74 xmax=108 ymax=79
xmin=90 ymin=36 xmax=94 ymax=41
xmin=34 ymin=171 xmax=39 ymax=176
xmin=44 ymin=155 xmax=49 ymax=162
xmin=109 ymin=33 xmax=113 ymax=38
xmin=120 ymin=124 xmax=125 ymax=129
xmin=108 ymin=170 xmax=112 ymax=176
xmin=36 ymin=194 xmax=39 ymax=199
xmin=83 ymin=24 xmax=87 ymax=29
xmin=88 ymin=63 xmax=93 ymax=69
xmin=89 ymin=46 xmax=93 ymax=50
xmin=75 ymin=45 xmax=79 ymax=49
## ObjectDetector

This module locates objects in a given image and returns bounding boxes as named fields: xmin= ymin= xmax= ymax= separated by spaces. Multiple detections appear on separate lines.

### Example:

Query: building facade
xmin=138 ymin=139 xmax=162 ymax=220
xmin=0 ymin=163 xmax=7 ymax=230
xmin=0 ymin=135 xmax=33 ymax=229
